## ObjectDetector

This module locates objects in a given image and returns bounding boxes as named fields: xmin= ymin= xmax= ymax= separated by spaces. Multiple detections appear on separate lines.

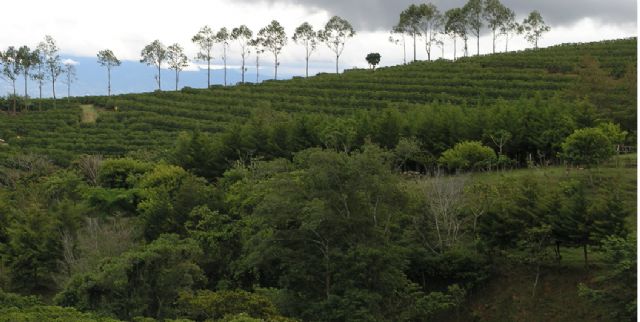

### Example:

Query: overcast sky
xmin=0 ymin=0 xmax=637 ymax=79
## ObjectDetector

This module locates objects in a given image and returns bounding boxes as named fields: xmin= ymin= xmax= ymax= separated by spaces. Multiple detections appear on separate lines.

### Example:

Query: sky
xmin=0 ymin=0 xmax=637 ymax=96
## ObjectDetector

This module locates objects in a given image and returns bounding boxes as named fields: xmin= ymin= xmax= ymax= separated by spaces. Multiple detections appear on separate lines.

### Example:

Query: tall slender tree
xmin=1 ymin=47 xmax=21 ymax=113
xmin=62 ymin=61 xmax=77 ymax=100
xmin=389 ymin=25 xmax=407 ymax=65
xmin=500 ymin=9 xmax=520 ymax=52
xmin=483 ymin=0 xmax=509 ymax=54
xmin=416 ymin=3 xmax=442 ymax=62
xmin=445 ymin=8 xmax=468 ymax=60
xmin=293 ymin=22 xmax=319 ymax=78
xmin=192 ymin=25 xmax=216 ymax=88
xmin=258 ymin=20 xmax=287 ymax=80
xmin=166 ymin=43 xmax=189 ymax=91
xmin=216 ymin=27 xmax=230 ymax=86
xmin=40 ymin=35 xmax=62 ymax=99
xmin=463 ymin=0 xmax=484 ymax=56
xmin=140 ymin=40 xmax=167 ymax=91
xmin=523 ymin=10 xmax=550 ymax=49
xmin=231 ymin=25 xmax=253 ymax=83
xmin=97 ymin=49 xmax=121 ymax=96
xmin=250 ymin=37 xmax=265 ymax=83
xmin=17 ymin=46 xmax=40 ymax=110
xmin=397 ymin=4 xmax=423 ymax=62
xmin=318 ymin=16 xmax=355 ymax=74
xmin=33 ymin=43 xmax=47 ymax=107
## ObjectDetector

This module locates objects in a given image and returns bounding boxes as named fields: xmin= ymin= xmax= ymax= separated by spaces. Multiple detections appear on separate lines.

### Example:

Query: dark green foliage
xmin=56 ymin=234 xmax=205 ymax=320
xmin=365 ymin=53 xmax=381 ymax=70
xmin=578 ymin=235 xmax=636 ymax=321
xmin=177 ymin=290 xmax=285 ymax=321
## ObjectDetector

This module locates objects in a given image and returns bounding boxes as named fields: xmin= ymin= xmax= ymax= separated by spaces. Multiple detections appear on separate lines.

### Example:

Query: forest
xmin=0 ymin=0 xmax=637 ymax=320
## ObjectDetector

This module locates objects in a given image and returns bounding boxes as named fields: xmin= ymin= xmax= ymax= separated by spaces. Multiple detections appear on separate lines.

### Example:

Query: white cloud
xmin=0 ymin=0 xmax=636 ymax=78
xmin=63 ymin=58 xmax=79 ymax=65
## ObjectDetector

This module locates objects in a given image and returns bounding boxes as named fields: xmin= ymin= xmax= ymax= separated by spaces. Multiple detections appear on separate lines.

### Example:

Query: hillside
xmin=0 ymin=38 xmax=636 ymax=165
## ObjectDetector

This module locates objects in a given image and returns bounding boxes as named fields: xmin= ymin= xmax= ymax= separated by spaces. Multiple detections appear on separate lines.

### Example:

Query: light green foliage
xmin=438 ymin=141 xmax=496 ymax=171
xmin=98 ymin=158 xmax=152 ymax=189
xmin=561 ymin=127 xmax=614 ymax=166
xmin=177 ymin=290 xmax=282 ymax=321
xmin=318 ymin=16 xmax=355 ymax=73
xmin=56 ymin=235 xmax=205 ymax=320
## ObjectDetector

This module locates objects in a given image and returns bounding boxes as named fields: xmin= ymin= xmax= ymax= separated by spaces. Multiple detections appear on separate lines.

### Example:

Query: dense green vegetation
xmin=0 ymin=38 xmax=636 ymax=321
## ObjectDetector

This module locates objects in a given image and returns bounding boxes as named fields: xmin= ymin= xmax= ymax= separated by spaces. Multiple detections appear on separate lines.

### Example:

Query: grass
xmin=79 ymin=104 xmax=98 ymax=123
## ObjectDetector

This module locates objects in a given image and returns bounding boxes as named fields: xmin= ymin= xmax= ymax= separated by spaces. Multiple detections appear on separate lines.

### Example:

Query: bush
xmin=561 ymin=127 xmax=614 ymax=166
xmin=438 ymin=141 xmax=496 ymax=172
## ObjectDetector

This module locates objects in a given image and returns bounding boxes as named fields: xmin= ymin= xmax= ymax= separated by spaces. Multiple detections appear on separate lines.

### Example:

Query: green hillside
xmin=0 ymin=38 xmax=635 ymax=165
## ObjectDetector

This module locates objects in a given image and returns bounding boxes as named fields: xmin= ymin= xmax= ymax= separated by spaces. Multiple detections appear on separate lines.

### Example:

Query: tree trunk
xmin=107 ymin=66 xmax=112 ymax=96
xmin=241 ymin=54 xmax=245 ymax=83
xmin=413 ymin=34 xmax=417 ymax=62
xmin=12 ymin=81 xmax=16 ymax=114
xmin=335 ymin=54 xmax=339 ymax=74
xmin=175 ymin=68 xmax=179 ymax=91
xmin=492 ymin=29 xmax=496 ymax=54
xmin=453 ymin=37 xmax=457 ymax=61
xmin=274 ymin=53 xmax=279 ymax=80
xmin=256 ymin=55 xmax=259 ymax=83
xmin=477 ymin=33 xmax=480 ymax=56
xmin=505 ymin=36 xmax=509 ymax=52
xmin=207 ymin=57 xmax=211 ymax=88
xmin=224 ymin=46 xmax=227 ymax=86
xmin=24 ymin=72 xmax=28 ymax=111
xmin=157 ymin=64 xmax=161 ymax=91
xmin=305 ymin=46 xmax=309 ymax=78
xmin=52 ymin=77 xmax=56 ymax=100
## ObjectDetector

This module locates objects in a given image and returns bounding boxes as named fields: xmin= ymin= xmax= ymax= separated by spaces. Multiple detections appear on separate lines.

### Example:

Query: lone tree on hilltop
xmin=389 ymin=25 xmax=407 ymax=65
xmin=523 ymin=10 xmax=550 ymax=49
xmin=231 ymin=25 xmax=253 ymax=83
xmin=97 ymin=49 xmax=121 ymax=96
xmin=258 ymin=20 xmax=287 ymax=80
xmin=192 ymin=25 xmax=216 ymax=88
xmin=366 ymin=53 xmax=381 ymax=71
xmin=250 ymin=37 xmax=265 ymax=83
xmin=167 ymin=43 xmax=189 ymax=91
xmin=62 ymin=61 xmax=77 ymax=101
xmin=140 ymin=40 xmax=167 ymax=91
xmin=319 ymin=16 xmax=355 ymax=74
xmin=293 ymin=22 xmax=318 ymax=78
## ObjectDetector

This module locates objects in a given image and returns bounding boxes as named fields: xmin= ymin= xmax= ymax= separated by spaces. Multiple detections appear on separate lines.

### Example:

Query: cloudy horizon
xmin=0 ymin=0 xmax=636 ymax=96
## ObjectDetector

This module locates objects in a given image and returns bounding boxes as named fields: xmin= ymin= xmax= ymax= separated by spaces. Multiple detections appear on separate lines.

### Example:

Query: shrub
xmin=438 ymin=141 xmax=496 ymax=172
xmin=561 ymin=127 xmax=614 ymax=166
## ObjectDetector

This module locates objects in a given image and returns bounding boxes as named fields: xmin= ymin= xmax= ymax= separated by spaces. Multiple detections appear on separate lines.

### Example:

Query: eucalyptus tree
xmin=500 ymin=9 xmax=520 ymax=52
xmin=258 ymin=20 xmax=287 ymax=80
xmin=483 ymin=0 xmax=510 ymax=54
xmin=463 ymin=0 xmax=484 ymax=56
xmin=389 ymin=25 xmax=407 ymax=65
xmin=140 ymin=40 xmax=167 ymax=91
xmin=522 ymin=10 xmax=550 ymax=49
xmin=62 ymin=61 xmax=77 ymax=100
xmin=231 ymin=25 xmax=253 ymax=83
xmin=166 ymin=43 xmax=189 ymax=91
xmin=416 ymin=3 xmax=442 ymax=62
xmin=17 ymin=46 xmax=40 ymax=109
xmin=1 ymin=47 xmax=21 ymax=113
xmin=445 ymin=7 xmax=468 ymax=60
xmin=33 ymin=43 xmax=47 ymax=104
xmin=192 ymin=25 xmax=216 ymax=88
xmin=97 ymin=49 xmax=121 ymax=96
xmin=397 ymin=4 xmax=423 ymax=62
xmin=215 ymin=27 xmax=230 ymax=86
xmin=250 ymin=37 xmax=265 ymax=83
xmin=292 ymin=22 xmax=318 ymax=78
xmin=40 ymin=35 xmax=63 ymax=99
xmin=318 ymin=16 xmax=355 ymax=74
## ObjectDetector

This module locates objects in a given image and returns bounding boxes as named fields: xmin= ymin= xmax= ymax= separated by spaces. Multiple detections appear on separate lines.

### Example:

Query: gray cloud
xmin=246 ymin=0 xmax=637 ymax=32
